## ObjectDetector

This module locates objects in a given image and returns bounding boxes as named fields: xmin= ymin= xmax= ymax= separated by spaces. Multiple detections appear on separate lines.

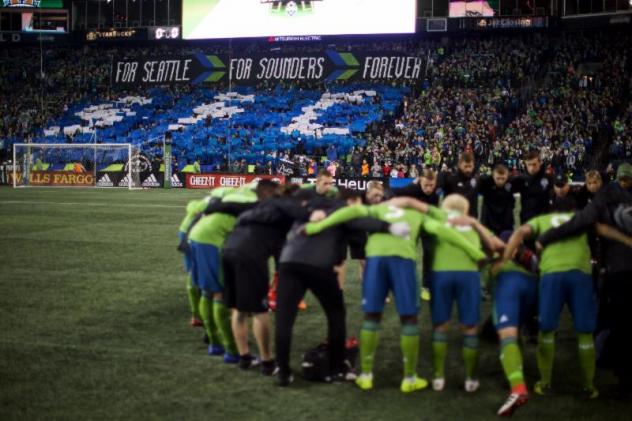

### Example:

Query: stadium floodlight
xmin=12 ymin=143 xmax=141 ymax=189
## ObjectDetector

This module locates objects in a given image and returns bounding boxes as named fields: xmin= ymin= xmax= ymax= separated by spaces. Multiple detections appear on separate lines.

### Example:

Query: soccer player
xmin=391 ymin=169 xmax=440 ymax=205
xmin=511 ymin=151 xmax=553 ymax=224
xmin=502 ymin=196 xmax=598 ymax=398
xmin=178 ymin=197 xmax=210 ymax=327
xmin=177 ymin=187 xmax=236 ymax=330
xmin=491 ymin=231 xmax=538 ymax=416
xmin=305 ymin=196 xmax=488 ymax=393
xmin=479 ymin=164 xmax=515 ymax=235
xmin=535 ymin=163 xmax=632 ymax=397
xmin=439 ymin=152 xmax=479 ymax=217
xmin=427 ymin=194 xmax=498 ymax=394
xmin=393 ymin=169 xmax=440 ymax=301
xmin=188 ymin=186 xmax=257 ymax=363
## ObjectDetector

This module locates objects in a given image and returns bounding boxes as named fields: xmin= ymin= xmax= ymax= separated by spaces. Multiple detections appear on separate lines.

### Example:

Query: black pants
xmin=606 ymin=271 xmax=632 ymax=386
xmin=275 ymin=263 xmax=346 ymax=375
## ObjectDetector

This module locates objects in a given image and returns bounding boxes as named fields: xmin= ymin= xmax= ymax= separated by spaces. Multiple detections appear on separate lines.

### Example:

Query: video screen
xmin=3 ymin=0 xmax=63 ymax=8
xmin=449 ymin=0 xmax=495 ymax=17
xmin=20 ymin=10 xmax=67 ymax=32
xmin=183 ymin=0 xmax=416 ymax=40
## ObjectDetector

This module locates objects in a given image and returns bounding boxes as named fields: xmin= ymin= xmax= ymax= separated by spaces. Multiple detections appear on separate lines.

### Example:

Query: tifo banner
xmin=25 ymin=171 xmax=95 ymax=187
xmin=112 ymin=51 xmax=423 ymax=86
xmin=186 ymin=174 xmax=285 ymax=189
xmin=294 ymin=176 xmax=385 ymax=191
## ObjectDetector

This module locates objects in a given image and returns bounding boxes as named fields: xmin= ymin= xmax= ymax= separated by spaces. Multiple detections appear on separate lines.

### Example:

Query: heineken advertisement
xmin=112 ymin=51 xmax=424 ymax=86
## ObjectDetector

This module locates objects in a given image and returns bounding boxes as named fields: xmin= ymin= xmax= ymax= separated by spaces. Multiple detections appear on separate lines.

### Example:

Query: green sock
xmin=537 ymin=331 xmax=555 ymax=386
xmin=578 ymin=333 xmax=596 ymax=390
xmin=400 ymin=324 xmax=420 ymax=378
xmin=432 ymin=331 xmax=448 ymax=379
xmin=187 ymin=276 xmax=201 ymax=320
xmin=462 ymin=334 xmax=479 ymax=379
xmin=500 ymin=337 xmax=525 ymax=391
xmin=213 ymin=299 xmax=237 ymax=354
xmin=359 ymin=320 xmax=380 ymax=375
xmin=199 ymin=296 xmax=220 ymax=345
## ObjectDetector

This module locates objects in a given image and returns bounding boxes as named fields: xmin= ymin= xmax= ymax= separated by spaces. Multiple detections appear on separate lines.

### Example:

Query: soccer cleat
xmin=277 ymin=371 xmax=294 ymax=387
xmin=580 ymin=387 xmax=599 ymax=400
xmin=190 ymin=317 xmax=203 ymax=327
xmin=298 ymin=300 xmax=307 ymax=311
xmin=207 ymin=344 xmax=225 ymax=356
xmin=534 ymin=381 xmax=553 ymax=396
xmin=330 ymin=367 xmax=357 ymax=382
xmin=497 ymin=392 xmax=528 ymax=416
xmin=202 ymin=334 xmax=209 ymax=345
xmin=421 ymin=287 xmax=431 ymax=301
xmin=238 ymin=354 xmax=261 ymax=371
xmin=401 ymin=376 xmax=429 ymax=393
xmin=223 ymin=353 xmax=240 ymax=364
xmin=261 ymin=360 xmax=278 ymax=376
xmin=432 ymin=378 xmax=445 ymax=391
xmin=355 ymin=373 xmax=374 ymax=391
xmin=465 ymin=378 xmax=480 ymax=393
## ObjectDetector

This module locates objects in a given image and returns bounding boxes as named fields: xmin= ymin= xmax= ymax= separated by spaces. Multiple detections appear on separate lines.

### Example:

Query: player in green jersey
xmin=504 ymin=196 xmax=632 ymax=399
xmin=188 ymin=186 xmax=257 ymax=363
xmin=503 ymin=196 xmax=597 ymax=398
xmin=178 ymin=197 xmax=211 ymax=327
xmin=305 ymin=197 xmax=487 ymax=393
xmin=425 ymin=194 xmax=499 ymax=394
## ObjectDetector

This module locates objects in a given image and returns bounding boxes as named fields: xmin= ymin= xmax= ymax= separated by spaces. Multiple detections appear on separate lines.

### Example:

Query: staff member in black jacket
xmin=511 ymin=150 xmax=554 ymax=224
xmin=439 ymin=152 xmax=479 ymax=217
xmin=576 ymin=170 xmax=604 ymax=210
xmin=275 ymin=196 xmax=398 ymax=386
xmin=391 ymin=169 xmax=440 ymax=206
xmin=479 ymin=164 xmax=515 ymax=235
xmin=537 ymin=163 xmax=632 ymax=397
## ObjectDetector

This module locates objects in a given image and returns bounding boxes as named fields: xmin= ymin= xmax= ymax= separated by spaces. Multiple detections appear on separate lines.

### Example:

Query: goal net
xmin=12 ymin=143 xmax=141 ymax=189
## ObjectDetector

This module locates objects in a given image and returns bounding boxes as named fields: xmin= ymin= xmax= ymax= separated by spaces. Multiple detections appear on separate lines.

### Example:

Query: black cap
xmin=554 ymin=173 xmax=568 ymax=188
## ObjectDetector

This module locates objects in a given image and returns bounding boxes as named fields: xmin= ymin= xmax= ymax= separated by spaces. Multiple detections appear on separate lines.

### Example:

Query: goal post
xmin=12 ymin=143 xmax=141 ymax=189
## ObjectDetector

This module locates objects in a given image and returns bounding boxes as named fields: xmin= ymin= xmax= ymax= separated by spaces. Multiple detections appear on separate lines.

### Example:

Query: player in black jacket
xmin=479 ymin=164 xmax=515 ymax=235
xmin=391 ymin=169 xmax=440 ymax=206
xmin=511 ymin=151 xmax=553 ymax=224
xmin=439 ymin=152 xmax=479 ymax=217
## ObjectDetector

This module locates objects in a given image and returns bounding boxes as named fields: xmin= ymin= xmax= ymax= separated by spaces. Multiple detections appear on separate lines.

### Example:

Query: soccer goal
xmin=12 ymin=143 xmax=141 ymax=189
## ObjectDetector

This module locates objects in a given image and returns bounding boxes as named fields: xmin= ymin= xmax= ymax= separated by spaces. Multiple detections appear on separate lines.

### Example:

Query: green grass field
xmin=0 ymin=187 xmax=629 ymax=420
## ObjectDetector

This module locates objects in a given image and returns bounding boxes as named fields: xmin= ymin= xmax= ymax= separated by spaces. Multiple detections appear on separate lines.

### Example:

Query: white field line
xmin=0 ymin=200 xmax=183 ymax=209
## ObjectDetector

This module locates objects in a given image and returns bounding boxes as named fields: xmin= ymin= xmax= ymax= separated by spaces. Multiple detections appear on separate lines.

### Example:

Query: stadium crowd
xmin=1 ymin=31 xmax=631 ymax=181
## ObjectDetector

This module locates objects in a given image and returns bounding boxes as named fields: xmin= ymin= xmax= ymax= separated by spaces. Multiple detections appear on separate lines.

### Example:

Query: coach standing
xmin=537 ymin=163 xmax=632 ymax=397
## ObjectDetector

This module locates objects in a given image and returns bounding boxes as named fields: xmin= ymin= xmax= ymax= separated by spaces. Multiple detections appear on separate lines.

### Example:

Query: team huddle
xmin=177 ymin=153 xmax=632 ymax=417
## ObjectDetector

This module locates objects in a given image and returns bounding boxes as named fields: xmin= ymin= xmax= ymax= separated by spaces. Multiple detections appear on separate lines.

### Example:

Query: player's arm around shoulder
xmin=385 ymin=196 xmax=431 ymax=215
xmin=502 ymin=224 xmax=534 ymax=265
xmin=304 ymin=203 xmax=369 ymax=235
